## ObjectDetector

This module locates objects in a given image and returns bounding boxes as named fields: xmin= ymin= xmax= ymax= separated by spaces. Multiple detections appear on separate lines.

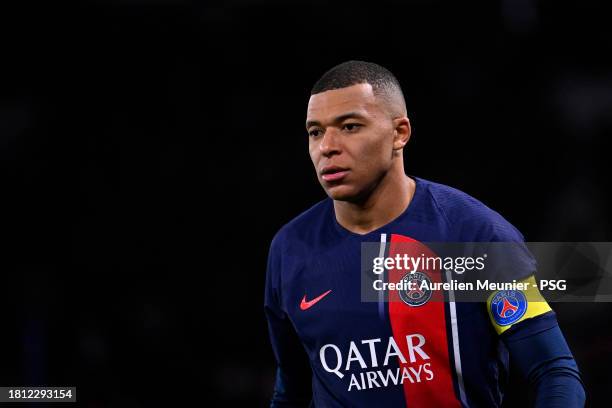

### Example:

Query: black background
xmin=2 ymin=0 xmax=611 ymax=406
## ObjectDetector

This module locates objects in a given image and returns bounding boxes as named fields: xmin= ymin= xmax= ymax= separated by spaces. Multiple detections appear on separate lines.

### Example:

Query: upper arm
xmin=264 ymin=237 xmax=312 ymax=407
xmin=486 ymin=278 xmax=585 ymax=407
xmin=501 ymin=313 xmax=585 ymax=407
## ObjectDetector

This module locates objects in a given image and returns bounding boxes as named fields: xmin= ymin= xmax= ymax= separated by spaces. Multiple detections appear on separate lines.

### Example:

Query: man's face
xmin=306 ymin=83 xmax=396 ymax=202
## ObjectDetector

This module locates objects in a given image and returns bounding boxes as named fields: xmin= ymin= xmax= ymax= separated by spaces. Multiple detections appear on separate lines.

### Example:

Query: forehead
xmin=306 ymin=83 xmax=382 ymax=123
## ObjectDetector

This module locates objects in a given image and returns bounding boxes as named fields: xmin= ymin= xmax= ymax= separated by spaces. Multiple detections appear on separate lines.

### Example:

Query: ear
xmin=392 ymin=117 xmax=411 ymax=151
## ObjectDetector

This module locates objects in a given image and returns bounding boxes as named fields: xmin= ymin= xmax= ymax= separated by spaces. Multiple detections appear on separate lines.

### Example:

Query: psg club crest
xmin=399 ymin=272 xmax=432 ymax=307
xmin=490 ymin=290 xmax=527 ymax=326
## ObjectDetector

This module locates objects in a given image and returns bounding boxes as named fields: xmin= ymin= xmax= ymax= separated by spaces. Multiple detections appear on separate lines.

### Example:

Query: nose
xmin=319 ymin=128 xmax=341 ymax=158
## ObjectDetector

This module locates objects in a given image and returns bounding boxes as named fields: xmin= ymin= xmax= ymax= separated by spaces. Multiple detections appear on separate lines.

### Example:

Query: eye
xmin=343 ymin=123 xmax=362 ymax=132
xmin=308 ymin=128 xmax=323 ymax=138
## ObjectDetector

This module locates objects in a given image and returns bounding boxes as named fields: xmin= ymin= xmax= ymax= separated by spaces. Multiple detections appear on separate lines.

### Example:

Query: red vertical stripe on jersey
xmin=387 ymin=234 xmax=461 ymax=408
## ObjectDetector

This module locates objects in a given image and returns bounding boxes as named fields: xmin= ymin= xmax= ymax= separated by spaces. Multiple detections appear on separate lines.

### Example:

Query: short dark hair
xmin=311 ymin=60 xmax=403 ymax=97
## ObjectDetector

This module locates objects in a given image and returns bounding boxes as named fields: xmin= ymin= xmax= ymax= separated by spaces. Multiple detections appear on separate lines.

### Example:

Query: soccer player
xmin=264 ymin=61 xmax=585 ymax=407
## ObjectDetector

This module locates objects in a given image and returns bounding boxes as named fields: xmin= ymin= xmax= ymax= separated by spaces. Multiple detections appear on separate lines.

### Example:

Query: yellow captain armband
xmin=486 ymin=275 xmax=552 ymax=335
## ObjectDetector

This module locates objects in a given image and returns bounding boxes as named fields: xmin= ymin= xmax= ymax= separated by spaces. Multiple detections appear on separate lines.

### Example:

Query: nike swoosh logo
xmin=300 ymin=290 xmax=332 ymax=310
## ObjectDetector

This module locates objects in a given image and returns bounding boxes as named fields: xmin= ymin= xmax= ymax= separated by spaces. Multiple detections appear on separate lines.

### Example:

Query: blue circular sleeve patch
xmin=490 ymin=290 xmax=527 ymax=326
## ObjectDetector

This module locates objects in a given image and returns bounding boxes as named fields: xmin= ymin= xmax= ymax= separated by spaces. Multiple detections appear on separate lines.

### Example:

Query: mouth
xmin=321 ymin=166 xmax=349 ymax=182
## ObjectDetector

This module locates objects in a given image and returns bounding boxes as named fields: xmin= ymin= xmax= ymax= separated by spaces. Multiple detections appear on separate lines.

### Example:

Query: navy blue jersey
xmin=264 ymin=177 xmax=561 ymax=407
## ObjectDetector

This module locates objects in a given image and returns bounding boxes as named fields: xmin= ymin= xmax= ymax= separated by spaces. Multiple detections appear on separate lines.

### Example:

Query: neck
xmin=334 ymin=169 xmax=415 ymax=235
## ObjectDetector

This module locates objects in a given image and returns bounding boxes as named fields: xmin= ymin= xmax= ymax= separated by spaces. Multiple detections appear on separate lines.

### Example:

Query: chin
xmin=325 ymin=184 xmax=362 ymax=202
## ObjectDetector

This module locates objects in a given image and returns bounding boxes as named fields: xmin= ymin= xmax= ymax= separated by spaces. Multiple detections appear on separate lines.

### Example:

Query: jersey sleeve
xmin=502 ymin=312 xmax=586 ymax=407
xmin=473 ymin=215 xmax=585 ymax=403
xmin=264 ymin=235 xmax=312 ymax=407
xmin=466 ymin=214 xmax=552 ymax=334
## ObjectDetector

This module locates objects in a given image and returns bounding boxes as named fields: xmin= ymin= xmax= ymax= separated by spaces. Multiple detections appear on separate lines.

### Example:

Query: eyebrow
xmin=306 ymin=111 xmax=367 ymax=129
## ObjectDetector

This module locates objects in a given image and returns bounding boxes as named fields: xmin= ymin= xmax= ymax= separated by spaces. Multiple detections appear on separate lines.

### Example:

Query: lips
xmin=321 ymin=166 xmax=349 ymax=182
